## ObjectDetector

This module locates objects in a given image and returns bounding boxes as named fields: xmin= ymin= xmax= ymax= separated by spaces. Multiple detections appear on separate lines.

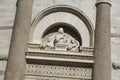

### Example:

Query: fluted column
xmin=4 ymin=0 xmax=33 ymax=80
xmin=93 ymin=0 xmax=111 ymax=80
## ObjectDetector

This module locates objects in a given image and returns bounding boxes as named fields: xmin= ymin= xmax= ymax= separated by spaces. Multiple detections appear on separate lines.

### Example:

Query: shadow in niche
xmin=42 ymin=22 xmax=82 ymax=46
xmin=27 ymin=59 xmax=93 ymax=68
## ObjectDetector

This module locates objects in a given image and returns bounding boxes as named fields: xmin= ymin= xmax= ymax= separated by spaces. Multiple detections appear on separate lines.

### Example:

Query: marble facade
xmin=0 ymin=0 xmax=120 ymax=80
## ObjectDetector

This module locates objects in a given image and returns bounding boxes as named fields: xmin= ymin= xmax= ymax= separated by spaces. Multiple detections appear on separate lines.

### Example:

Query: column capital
xmin=96 ymin=0 xmax=111 ymax=6
xmin=16 ymin=0 xmax=31 ymax=7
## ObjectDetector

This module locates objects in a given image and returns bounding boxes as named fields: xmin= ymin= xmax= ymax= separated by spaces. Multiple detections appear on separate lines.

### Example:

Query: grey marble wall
xmin=0 ymin=1 xmax=16 ymax=79
xmin=0 ymin=0 xmax=120 ymax=80
xmin=111 ymin=0 xmax=120 ymax=80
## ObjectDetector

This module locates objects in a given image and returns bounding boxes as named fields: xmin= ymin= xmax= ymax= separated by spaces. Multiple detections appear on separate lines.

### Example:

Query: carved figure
xmin=45 ymin=37 xmax=54 ymax=49
xmin=55 ymin=28 xmax=66 ymax=43
xmin=68 ymin=38 xmax=79 ymax=51
xmin=40 ymin=27 xmax=80 ymax=52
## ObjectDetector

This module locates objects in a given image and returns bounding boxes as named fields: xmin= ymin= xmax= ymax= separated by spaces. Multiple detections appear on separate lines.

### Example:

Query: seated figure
xmin=40 ymin=27 xmax=80 ymax=52
xmin=55 ymin=27 xmax=66 ymax=43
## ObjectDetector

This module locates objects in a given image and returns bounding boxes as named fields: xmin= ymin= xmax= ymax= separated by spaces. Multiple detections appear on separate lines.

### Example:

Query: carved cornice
xmin=26 ymin=49 xmax=94 ymax=64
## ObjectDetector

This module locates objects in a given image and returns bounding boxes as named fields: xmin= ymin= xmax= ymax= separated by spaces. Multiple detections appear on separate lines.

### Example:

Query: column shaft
xmin=93 ymin=0 xmax=111 ymax=80
xmin=4 ymin=0 xmax=33 ymax=80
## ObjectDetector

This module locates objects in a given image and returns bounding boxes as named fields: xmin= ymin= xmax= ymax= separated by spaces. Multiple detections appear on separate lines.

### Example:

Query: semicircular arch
xmin=31 ymin=5 xmax=94 ymax=46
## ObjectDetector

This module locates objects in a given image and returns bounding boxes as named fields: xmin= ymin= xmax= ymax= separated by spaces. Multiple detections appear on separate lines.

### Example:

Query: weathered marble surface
xmin=0 ymin=61 xmax=7 ymax=80
xmin=0 ymin=30 xmax=12 ymax=57
xmin=0 ymin=0 xmax=120 ymax=80
xmin=0 ymin=0 xmax=16 ymax=27
xmin=111 ymin=1 xmax=120 ymax=79
xmin=33 ymin=0 xmax=96 ymax=25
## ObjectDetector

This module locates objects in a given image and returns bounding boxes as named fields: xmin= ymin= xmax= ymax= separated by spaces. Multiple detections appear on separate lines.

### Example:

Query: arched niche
xmin=42 ymin=22 xmax=82 ymax=46
xmin=30 ymin=5 xmax=94 ymax=47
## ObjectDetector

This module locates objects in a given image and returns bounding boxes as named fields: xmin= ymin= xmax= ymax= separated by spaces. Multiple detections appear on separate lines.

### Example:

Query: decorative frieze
xmin=25 ymin=64 xmax=92 ymax=79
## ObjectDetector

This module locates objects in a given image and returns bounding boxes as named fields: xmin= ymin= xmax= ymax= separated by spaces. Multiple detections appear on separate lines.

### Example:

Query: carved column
xmin=4 ymin=0 xmax=33 ymax=80
xmin=93 ymin=0 xmax=111 ymax=80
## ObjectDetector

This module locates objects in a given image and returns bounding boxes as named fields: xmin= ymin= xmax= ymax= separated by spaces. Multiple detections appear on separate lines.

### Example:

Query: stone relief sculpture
xmin=39 ymin=36 xmax=55 ymax=50
xmin=40 ymin=27 xmax=80 ymax=52
xmin=55 ymin=28 xmax=66 ymax=43
xmin=68 ymin=38 xmax=80 ymax=51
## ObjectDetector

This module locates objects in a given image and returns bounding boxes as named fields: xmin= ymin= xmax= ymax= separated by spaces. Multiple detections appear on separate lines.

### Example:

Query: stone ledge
xmin=26 ymin=50 xmax=94 ymax=64
xmin=26 ymin=49 xmax=94 ymax=57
